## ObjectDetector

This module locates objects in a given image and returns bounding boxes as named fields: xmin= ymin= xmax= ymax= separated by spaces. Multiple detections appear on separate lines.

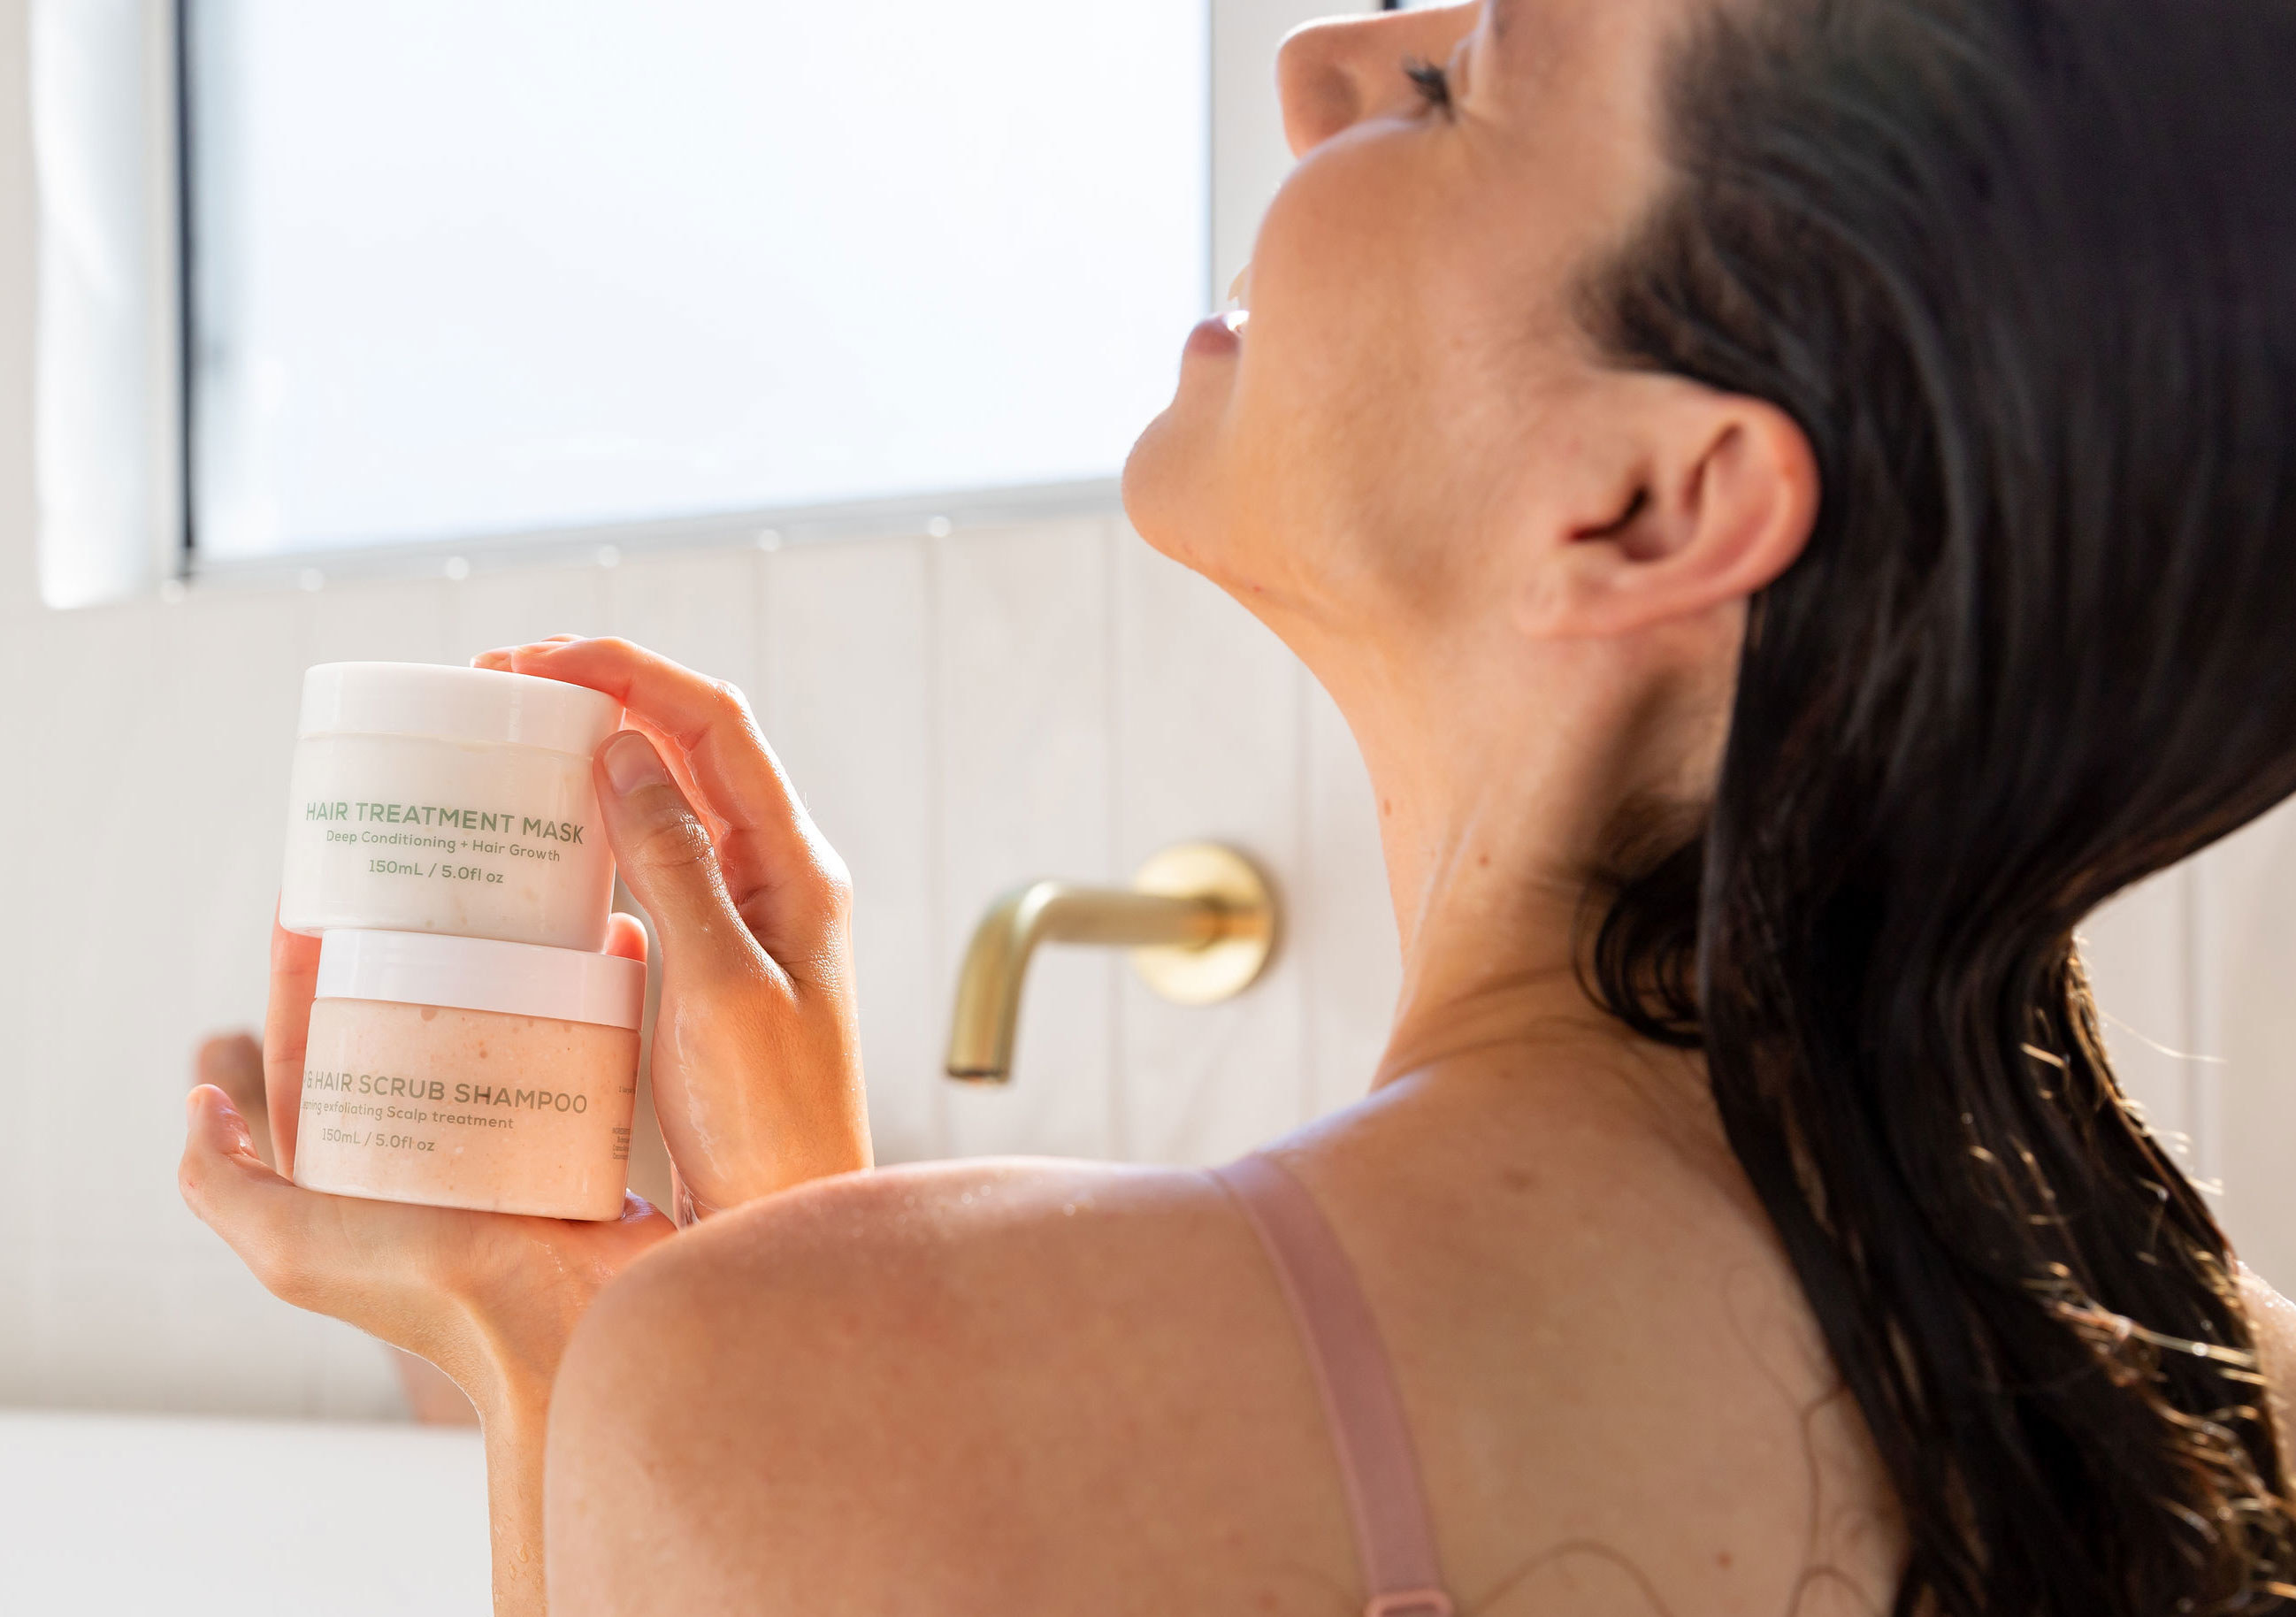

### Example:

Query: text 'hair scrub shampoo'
xmin=292 ymin=930 xmax=646 ymax=1221
xmin=281 ymin=663 xmax=623 ymax=951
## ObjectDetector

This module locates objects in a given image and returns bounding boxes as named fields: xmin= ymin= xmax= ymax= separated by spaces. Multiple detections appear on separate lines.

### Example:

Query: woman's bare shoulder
xmin=606 ymin=1155 xmax=1236 ymax=1318
xmin=544 ymin=1158 xmax=1304 ymax=1616
xmin=558 ymin=1153 xmax=1241 ymax=1401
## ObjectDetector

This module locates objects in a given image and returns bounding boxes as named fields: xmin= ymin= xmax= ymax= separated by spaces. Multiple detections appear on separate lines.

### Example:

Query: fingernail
xmin=601 ymin=732 xmax=669 ymax=795
xmin=188 ymin=1086 xmax=237 ymax=1141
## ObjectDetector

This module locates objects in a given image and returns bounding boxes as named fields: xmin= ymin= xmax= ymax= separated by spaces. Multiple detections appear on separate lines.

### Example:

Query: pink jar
xmin=293 ymin=930 xmax=647 ymax=1221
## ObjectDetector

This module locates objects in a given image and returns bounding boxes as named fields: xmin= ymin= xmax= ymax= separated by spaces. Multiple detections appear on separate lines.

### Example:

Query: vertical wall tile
xmin=156 ymin=1256 xmax=400 ymax=1419
xmin=2079 ymin=867 xmax=2199 ymax=1173
xmin=11 ymin=599 xmax=180 ymax=1275
xmin=0 ymin=586 xmax=361 ymax=1416
xmin=763 ymin=536 xmax=941 ymax=1164
xmin=165 ymin=592 xmax=313 ymax=1064
xmin=0 ymin=600 xmax=36 ymax=1344
xmin=938 ymin=520 xmax=1118 ymax=1161
xmin=27 ymin=1262 xmax=176 ymax=1412
xmin=301 ymin=578 xmax=455 ymax=668
xmin=1298 ymin=673 xmax=1401 ymax=1119
xmin=606 ymin=548 xmax=764 ymax=701
xmin=0 ymin=599 xmax=102 ymax=1396
xmin=2191 ymin=801 xmax=2296 ymax=1281
xmin=448 ymin=565 xmax=611 ymax=662
xmin=1111 ymin=525 xmax=1307 ymax=1164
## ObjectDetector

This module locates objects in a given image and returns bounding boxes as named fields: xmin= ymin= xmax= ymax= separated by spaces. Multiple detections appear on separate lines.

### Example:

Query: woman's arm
xmin=182 ymin=639 xmax=873 ymax=1613
xmin=182 ymin=1076 xmax=670 ymax=1615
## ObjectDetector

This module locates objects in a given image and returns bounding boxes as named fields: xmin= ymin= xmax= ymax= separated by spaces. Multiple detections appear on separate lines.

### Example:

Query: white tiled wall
xmin=0 ymin=518 xmax=1406 ymax=1418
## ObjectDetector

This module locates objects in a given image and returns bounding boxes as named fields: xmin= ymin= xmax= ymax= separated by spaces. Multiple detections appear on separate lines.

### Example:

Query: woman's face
xmin=1125 ymin=0 xmax=1711 ymax=644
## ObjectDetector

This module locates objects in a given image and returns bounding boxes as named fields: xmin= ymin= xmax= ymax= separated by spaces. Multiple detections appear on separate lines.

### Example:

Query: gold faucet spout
xmin=944 ymin=844 xmax=1278 ymax=1085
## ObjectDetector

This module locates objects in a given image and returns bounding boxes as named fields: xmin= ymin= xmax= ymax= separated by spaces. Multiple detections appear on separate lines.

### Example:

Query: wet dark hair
xmin=1582 ymin=0 xmax=2296 ymax=1609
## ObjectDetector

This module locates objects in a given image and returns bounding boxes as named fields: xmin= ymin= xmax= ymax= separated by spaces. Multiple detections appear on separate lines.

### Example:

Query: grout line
xmin=2182 ymin=861 xmax=2200 ymax=1177
xmin=1104 ymin=517 xmax=1130 ymax=1164
xmin=924 ymin=530 xmax=954 ymax=1161
xmin=2186 ymin=854 xmax=2227 ymax=1196
xmin=749 ymin=545 xmax=774 ymax=739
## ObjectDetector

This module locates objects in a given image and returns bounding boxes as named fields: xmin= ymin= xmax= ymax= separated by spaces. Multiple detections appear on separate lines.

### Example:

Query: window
xmin=181 ymin=0 xmax=1211 ymax=563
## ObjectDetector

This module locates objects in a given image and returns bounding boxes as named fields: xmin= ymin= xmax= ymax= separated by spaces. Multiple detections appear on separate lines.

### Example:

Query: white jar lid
xmin=299 ymin=663 xmax=624 ymax=758
xmin=317 ymin=930 xmax=647 ymax=1031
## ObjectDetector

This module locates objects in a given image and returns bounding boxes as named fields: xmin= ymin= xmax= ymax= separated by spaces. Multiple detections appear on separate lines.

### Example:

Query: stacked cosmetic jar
xmin=278 ymin=663 xmax=644 ymax=1221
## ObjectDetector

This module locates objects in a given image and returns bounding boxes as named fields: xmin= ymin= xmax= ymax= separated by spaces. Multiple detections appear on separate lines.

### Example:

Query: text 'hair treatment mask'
xmin=281 ymin=663 xmax=623 ymax=951
xmin=293 ymin=929 xmax=646 ymax=1222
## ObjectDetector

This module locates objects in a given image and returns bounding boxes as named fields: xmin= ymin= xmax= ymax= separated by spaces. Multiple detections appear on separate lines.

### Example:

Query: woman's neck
xmin=1315 ymin=628 xmax=1726 ymax=1094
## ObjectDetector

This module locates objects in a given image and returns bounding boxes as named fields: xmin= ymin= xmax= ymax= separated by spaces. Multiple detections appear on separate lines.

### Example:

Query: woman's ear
xmin=1519 ymin=387 xmax=1818 ymax=640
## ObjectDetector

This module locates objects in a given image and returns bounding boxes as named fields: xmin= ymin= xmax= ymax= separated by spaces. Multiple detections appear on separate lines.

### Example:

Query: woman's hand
xmin=180 ymin=635 xmax=872 ymax=1612
xmin=183 ymin=919 xmax=675 ymax=1617
xmin=471 ymin=635 xmax=871 ymax=1214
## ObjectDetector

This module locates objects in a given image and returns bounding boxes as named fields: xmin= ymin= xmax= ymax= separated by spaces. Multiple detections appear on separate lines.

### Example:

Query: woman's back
xmin=551 ymin=1048 xmax=1908 ymax=1615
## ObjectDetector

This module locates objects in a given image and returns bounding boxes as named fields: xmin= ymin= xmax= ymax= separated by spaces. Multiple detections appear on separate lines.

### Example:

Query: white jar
xmin=281 ymin=663 xmax=624 ymax=951
xmin=293 ymin=929 xmax=647 ymax=1222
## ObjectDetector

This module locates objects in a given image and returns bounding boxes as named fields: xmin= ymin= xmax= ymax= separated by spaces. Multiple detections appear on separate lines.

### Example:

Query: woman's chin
xmin=1122 ymin=312 xmax=1252 ymax=553
xmin=1121 ymin=402 xmax=1218 ymax=565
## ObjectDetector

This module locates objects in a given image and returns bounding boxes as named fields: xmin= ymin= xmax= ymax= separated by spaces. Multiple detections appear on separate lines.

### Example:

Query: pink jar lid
xmin=316 ymin=930 xmax=646 ymax=1030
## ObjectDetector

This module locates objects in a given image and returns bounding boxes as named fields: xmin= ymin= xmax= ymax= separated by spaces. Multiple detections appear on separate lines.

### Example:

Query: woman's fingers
xmin=605 ymin=910 xmax=651 ymax=963
xmin=180 ymin=1085 xmax=333 ymax=1312
xmin=472 ymin=637 xmax=798 ymax=877
xmin=502 ymin=638 xmax=852 ymax=969
xmin=264 ymin=917 xmax=324 ymax=1176
xmin=595 ymin=732 xmax=788 ymax=985
xmin=194 ymin=1032 xmax=274 ymax=1170
xmin=471 ymin=636 xmax=579 ymax=675
xmin=487 ymin=638 xmax=800 ymax=840
xmin=182 ymin=1084 xmax=417 ymax=1322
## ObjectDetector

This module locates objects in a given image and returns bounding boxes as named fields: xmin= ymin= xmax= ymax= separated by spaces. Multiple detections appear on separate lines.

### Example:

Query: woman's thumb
xmin=596 ymin=732 xmax=753 ymax=971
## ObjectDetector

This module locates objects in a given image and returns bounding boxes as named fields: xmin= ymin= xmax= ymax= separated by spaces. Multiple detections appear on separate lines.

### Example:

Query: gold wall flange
xmin=944 ymin=841 xmax=1281 ymax=1084
xmin=1127 ymin=841 xmax=1276 ymax=1007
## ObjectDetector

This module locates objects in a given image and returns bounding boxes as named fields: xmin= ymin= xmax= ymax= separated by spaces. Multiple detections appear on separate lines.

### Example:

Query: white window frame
xmin=31 ymin=0 xmax=183 ymax=609
xmin=31 ymin=0 xmax=1359 ymax=606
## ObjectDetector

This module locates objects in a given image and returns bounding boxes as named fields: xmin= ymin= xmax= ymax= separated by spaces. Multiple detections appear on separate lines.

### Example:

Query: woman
xmin=181 ymin=0 xmax=2296 ymax=1611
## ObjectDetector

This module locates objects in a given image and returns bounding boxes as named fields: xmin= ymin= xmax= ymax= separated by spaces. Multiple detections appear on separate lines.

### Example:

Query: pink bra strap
xmin=1212 ymin=1153 xmax=1455 ymax=1617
